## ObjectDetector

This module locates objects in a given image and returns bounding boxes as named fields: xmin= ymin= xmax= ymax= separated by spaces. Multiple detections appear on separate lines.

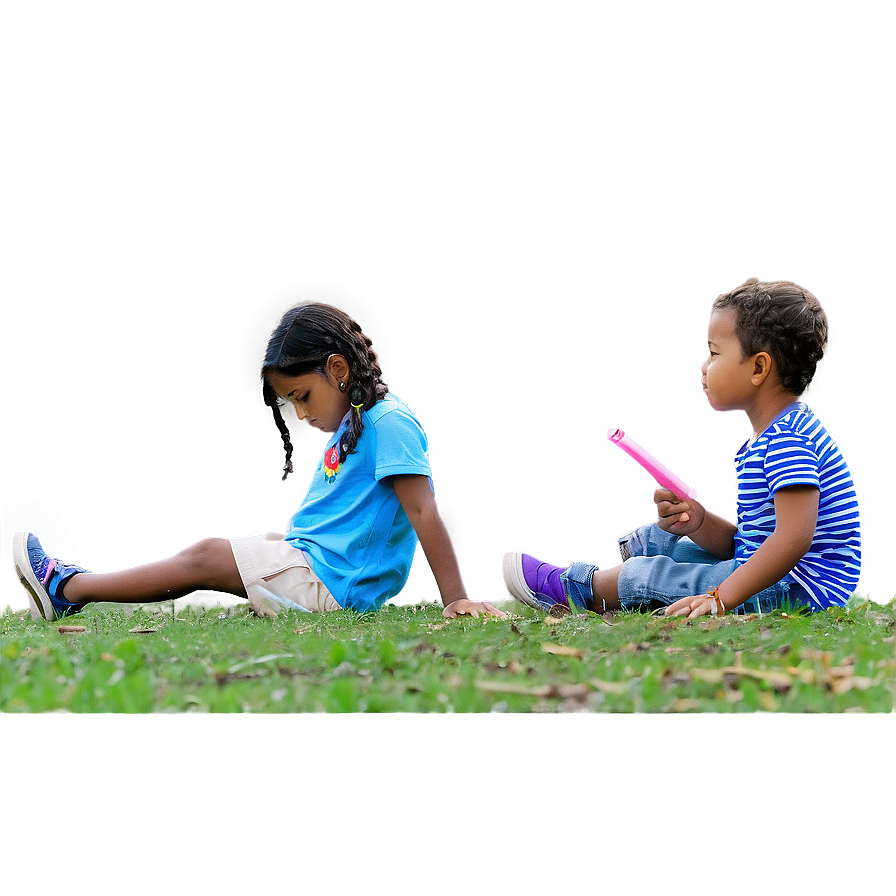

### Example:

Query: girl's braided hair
xmin=261 ymin=303 xmax=389 ymax=479
xmin=713 ymin=278 xmax=828 ymax=395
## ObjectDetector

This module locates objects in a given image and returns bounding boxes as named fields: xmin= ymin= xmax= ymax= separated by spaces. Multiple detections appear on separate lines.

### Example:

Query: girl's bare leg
xmin=62 ymin=538 xmax=247 ymax=605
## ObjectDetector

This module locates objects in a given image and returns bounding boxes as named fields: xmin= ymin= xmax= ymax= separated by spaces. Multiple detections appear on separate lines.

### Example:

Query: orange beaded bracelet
xmin=707 ymin=587 xmax=727 ymax=617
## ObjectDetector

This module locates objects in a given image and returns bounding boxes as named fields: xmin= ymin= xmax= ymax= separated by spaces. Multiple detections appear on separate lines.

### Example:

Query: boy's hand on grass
xmin=655 ymin=488 xmax=705 ymax=536
xmin=664 ymin=593 xmax=721 ymax=618
xmin=443 ymin=599 xmax=508 ymax=619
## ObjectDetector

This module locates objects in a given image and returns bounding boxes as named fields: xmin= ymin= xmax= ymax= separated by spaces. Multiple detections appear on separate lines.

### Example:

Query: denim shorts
xmin=562 ymin=523 xmax=811 ymax=615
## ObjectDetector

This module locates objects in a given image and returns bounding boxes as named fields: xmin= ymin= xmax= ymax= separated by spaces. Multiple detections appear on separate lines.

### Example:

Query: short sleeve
xmin=764 ymin=432 xmax=821 ymax=494
xmin=371 ymin=407 xmax=432 ymax=481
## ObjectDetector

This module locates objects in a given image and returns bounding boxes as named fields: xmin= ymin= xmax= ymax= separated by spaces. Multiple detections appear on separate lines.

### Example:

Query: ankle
xmin=590 ymin=568 xmax=621 ymax=612
xmin=58 ymin=572 xmax=86 ymax=602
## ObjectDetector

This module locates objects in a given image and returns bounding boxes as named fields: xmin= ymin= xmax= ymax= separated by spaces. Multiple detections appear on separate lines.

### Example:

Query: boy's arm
xmin=665 ymin=485 xmax=819 ymax=617
xmin=390 ymin=475 xmax=507 ymax=619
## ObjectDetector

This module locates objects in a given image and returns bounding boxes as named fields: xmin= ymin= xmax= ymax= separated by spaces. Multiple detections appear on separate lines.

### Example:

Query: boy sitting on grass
xmin=503 ymin=278 xmax=861 ymax=618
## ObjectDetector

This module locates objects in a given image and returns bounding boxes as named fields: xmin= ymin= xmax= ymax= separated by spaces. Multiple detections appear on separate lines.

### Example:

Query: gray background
xmin=0 ymin=2 xmax=896 ymax=605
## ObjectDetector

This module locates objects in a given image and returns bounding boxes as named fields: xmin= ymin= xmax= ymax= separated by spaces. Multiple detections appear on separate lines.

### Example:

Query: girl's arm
xmin=665 ymin=485 xmax=819 ymax=617
xmin=390 ymin=475 xmax=507 ymax=619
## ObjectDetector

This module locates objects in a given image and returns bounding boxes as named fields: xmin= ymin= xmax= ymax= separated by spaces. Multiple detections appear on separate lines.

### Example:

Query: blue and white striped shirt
xmin=734 ymin=403 xmax=861 ymax=609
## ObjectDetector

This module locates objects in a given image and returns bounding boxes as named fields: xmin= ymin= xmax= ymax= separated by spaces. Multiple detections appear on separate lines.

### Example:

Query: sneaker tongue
xmin=41 ymin=559 xmax=58 ymax=589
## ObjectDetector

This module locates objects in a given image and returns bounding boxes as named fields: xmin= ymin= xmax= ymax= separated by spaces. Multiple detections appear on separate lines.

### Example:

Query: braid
xmin=337 ymin=320 xmax=389 ymax=462
xmin=263 ymin=382 xmax=295 ymax=479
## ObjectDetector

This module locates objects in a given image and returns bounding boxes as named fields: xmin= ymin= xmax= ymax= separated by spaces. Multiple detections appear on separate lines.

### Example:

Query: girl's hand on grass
xmin=443 ymin=599 xmax=508 ymax=619
xmin=664 ymin=593 xmax=721 ymax=619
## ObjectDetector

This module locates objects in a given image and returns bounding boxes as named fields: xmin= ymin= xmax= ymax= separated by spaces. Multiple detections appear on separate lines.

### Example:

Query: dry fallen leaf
xmin=825 ymin=662 xmax=856 ymax=680
xmin=548 ymin=604 xmax=572 ymax=618
xmin=691 ymin=669 xmax=724 ymax=684
xmin=757 ymin=691 xmax=779 ymax=711
xmin=542 ymin=642 xmax=584 ymax=658
xmin=660 ymin=667 xmax=691 ymax=687
xmin=226 ymin=653 xmax=293 ymax=675
xmin=556 ymin=683 xmax=591 ymax=699
xmin=691 ymin=664 xmax=793 ymax=691
xmin=826 ymin=675 xmax=875 ymax=695
xmin=786 ymin=665 xmax=817 ymax=684
xmin=589 ymin=677 xmax=628 ymax=695
xmin=57 ymin=625 xmax=86 ymax=634
xmin=557 ymin=697 xmax=588 ymax=712
xmin=619 ymin=642 xmax=651 ymax=653
xmin=671 ymin=699 xmax=703 ymax=711
xmin=475 ymin=681 xmax=554 ymax=698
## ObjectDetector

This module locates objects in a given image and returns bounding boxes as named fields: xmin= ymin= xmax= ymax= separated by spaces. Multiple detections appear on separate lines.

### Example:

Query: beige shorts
xmin=229 ymin=532 xmax=341 ymax=615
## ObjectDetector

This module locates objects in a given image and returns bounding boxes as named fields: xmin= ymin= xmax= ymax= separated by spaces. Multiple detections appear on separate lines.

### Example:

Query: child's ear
xmin=326 ymin=353 xmax=351 ymax=384
xmin=751 ymin=351 xmax=773 ymax=385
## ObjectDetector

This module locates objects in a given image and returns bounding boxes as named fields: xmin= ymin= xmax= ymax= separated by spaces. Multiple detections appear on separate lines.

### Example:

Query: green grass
xmin=2 ymin=595 xmax=893 ymax=712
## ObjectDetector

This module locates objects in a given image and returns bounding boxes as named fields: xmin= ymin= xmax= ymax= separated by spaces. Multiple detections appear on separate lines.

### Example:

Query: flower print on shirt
xmin=323 ymin=443 xmax=342 ymax=484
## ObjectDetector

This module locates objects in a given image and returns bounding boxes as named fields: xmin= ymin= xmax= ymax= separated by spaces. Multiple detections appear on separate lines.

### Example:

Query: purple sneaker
xmin=13 ymin=531 xmax=88 ymax=621
xmin=502 ymin=552 xmax=583 ymax=611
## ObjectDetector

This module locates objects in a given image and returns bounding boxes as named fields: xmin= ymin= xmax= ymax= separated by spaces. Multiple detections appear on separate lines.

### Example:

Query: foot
xmin=13 ymin=531 xmax=88 ymax=621
xmin=502 ymin=552 xmax=583 ymax=611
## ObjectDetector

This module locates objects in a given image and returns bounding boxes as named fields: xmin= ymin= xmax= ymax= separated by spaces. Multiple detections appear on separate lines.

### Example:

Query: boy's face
xmin=701 ymin=307 xmax=755 ymax=412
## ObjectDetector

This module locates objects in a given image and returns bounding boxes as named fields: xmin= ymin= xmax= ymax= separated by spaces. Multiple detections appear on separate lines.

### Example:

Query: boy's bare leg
xmin=62 ymin=538 xmax=247 ymax=605
xmin=590 ymin=566 xmax=622 ymax=612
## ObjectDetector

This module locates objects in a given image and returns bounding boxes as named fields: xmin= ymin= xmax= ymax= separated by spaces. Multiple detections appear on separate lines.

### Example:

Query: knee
xmin=619 ymin=523 xmax=673 ymax=561
xmin=179 ymin=538 xmax=232 ymax=576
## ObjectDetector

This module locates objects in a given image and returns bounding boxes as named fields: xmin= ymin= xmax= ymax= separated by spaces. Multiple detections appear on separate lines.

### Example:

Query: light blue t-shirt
xmin=734 ymin=403 xmax=861 ymax=609
xmin=285 ymin=393 xmax=431 ymax=612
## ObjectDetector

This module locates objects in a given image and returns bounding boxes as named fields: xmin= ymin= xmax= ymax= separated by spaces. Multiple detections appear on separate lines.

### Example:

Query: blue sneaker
xmin=13 ymin=531 xmax=88 ymax=621
xmin=502 ymin=552 xmax=587 ymax=612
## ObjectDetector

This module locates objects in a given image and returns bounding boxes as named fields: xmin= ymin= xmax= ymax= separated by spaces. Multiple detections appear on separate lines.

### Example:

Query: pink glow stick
xmin=607 ymin=428 xmax=697 ymax=501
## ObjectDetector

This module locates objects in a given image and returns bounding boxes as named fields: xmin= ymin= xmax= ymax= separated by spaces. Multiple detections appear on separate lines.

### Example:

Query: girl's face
xmin=267 ymin=357 xmax=352 ymax=434
xmin=700 ymin=307 xmax=756 ymax=412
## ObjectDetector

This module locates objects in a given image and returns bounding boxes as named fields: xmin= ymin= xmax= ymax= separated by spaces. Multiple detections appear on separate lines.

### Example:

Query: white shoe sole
xmin=13 ymin=530 xmax=56 ymax=621
xmin=502 ymin=552 xmax=545 ymax=610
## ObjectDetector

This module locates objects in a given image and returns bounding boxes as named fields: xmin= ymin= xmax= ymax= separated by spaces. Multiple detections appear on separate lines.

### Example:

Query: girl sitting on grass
xmin=15 ymin=303 xmax=505 ymax=621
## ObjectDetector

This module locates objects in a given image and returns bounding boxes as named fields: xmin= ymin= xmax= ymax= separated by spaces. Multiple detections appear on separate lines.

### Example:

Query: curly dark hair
xmin=713 ymin=278 xmax=828 ymax=395
xmin=261 ymin=303 xmax=389 ymax=479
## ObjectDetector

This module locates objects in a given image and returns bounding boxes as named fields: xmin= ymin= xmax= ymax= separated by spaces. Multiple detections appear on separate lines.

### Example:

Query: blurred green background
xmin=0 ymin=0 xmax=896 ymax=894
